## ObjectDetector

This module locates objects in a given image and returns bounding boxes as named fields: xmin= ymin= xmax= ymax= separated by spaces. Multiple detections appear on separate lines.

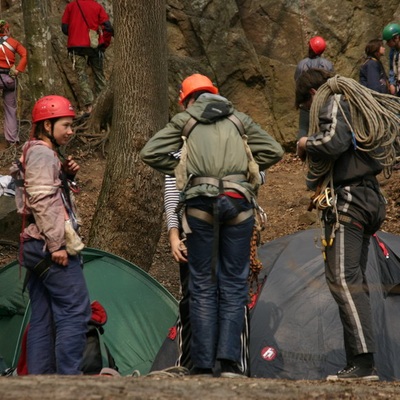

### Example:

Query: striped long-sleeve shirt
xmin=164 ymin=174 xmax=181 ymax=232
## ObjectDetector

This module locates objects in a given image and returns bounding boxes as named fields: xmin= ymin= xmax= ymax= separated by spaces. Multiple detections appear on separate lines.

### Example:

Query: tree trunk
xmin=86 ymin=83 xmax=114 ymax=133
xmin=88 ymin=0 xmax=168 ymax=271
xmin=21 ymin=0 xmax=56 ymax=101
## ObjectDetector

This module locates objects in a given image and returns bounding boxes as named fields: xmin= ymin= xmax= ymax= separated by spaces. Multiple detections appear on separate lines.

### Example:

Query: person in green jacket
xmin=140 ymin=74 xmax=283 ymax=378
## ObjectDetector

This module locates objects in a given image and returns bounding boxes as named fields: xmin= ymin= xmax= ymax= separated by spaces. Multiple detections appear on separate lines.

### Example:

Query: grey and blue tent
xmin=151 ymin=229 xmax=400 ymax=381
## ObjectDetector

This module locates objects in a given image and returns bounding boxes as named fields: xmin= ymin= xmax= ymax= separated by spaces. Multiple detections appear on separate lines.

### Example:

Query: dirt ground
xmin=1 ymin=146 xmax=400 ymax=399
xmin=1 ymin=374 xmax=400 ymax=400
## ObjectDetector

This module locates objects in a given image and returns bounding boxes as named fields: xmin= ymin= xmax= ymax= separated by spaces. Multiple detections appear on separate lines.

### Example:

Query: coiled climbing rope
xmin=307 ymin=75 xmax=400 ymax=182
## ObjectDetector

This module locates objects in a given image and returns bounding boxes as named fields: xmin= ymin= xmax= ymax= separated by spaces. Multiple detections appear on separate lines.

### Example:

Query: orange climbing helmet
xmin=309 ymin=36 xmax=326 ymax=55
xmin=179 ymin=74 xmax=218 ymax=105
xmin=32 ymin=95 xmax=75 ymax=123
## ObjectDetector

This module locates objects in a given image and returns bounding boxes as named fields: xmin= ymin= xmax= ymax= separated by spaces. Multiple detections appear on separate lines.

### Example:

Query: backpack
xmin=16 ymin=301 xmax=119 ymax=375
xmin=174 ymin=113 xmax=261 ymax=191
xmin=80 ymin=324 xmax=118 ymax=375
xmin=80 ymin=300 xmax=119 ymax=375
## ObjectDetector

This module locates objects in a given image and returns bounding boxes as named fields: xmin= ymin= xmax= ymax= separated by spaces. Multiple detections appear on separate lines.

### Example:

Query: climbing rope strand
xmin=248 ymin=225 xmax=263 ymax=298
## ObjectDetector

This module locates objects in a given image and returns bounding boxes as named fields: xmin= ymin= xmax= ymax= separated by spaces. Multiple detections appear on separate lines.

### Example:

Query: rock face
xmin=166 ymin=0 xmax=400 ymax=146
xmin=2 ymin=0 xmax=400 ymax=147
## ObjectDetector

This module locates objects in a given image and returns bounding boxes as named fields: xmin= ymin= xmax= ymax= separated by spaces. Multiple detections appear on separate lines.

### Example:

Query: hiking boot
xmin=326 ymin=365 xmax=379 ymax=381
xmin=220 ymin=359 xmax=247 ymax=379
xmin=190 ymin=367 xmax=213 ymax=377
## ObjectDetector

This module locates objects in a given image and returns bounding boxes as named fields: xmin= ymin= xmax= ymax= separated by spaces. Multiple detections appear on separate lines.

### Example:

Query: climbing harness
xmin=308 ymin=171 xmax=339 ymax=260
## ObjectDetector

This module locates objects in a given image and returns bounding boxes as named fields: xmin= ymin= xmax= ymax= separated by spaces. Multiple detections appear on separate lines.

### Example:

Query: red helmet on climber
xmin=309 ymin=36 xmax=326 ymax=56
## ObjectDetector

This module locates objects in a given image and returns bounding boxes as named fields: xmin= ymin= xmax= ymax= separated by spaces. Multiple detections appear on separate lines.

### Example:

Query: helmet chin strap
xmin=43 ymin=127 xmax=60 ymax=148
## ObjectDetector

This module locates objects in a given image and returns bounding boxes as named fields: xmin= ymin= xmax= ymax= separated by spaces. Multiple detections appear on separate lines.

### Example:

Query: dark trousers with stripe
xmin=323 ymin=185 xmax=385 ymax=366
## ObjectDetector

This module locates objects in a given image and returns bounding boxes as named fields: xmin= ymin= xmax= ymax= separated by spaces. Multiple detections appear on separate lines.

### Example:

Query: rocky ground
xmin=2 ymin=374 xmax=400 ymax=400
xmin=1 ymin=146 xmax=400 ymax=399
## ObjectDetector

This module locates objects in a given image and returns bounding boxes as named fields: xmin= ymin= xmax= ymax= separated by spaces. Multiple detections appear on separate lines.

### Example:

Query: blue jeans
xmin=23 ymin=239 xmax=91 ymax=374
xmin=186 ymin=196 xmax=254 ymax=368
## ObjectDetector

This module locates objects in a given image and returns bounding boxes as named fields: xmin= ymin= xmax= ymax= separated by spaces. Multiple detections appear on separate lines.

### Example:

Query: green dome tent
xmin=0 ymin=248 xmax=178 ymax=376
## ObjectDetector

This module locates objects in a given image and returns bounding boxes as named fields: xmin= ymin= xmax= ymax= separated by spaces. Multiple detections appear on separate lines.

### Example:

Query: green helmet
xmin=382 ymin=23 xmax=400 ymax=41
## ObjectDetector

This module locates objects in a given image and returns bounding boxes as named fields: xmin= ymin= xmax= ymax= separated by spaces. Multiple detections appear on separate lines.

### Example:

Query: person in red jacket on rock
xmin=0 ymin=20 xmax=27 ymax=147
xmin=61 ymin=0 xmax=113 ymax=114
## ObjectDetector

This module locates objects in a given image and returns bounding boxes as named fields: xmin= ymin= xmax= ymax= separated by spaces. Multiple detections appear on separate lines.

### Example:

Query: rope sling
xmin=306 ymin=75 xmax=400 ymax=254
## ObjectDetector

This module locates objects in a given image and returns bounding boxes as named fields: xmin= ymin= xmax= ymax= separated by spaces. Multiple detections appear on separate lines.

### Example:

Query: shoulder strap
xmin=0 ymin=36 xmax=14 ymax=51
xmin=182 ymin=117 xmax=197 ymax=138
xmin=76 ymin=0 xmax=90 ymax=28
xmin=0 ymin=36 xmax=15 ymax=66
xmin=182 ymin=113 xmax=245 ymax=138
xmin=227 ymin=114 xmax=245 ymax=136
xmin=2 ymin=40 xmax=15 ymax=53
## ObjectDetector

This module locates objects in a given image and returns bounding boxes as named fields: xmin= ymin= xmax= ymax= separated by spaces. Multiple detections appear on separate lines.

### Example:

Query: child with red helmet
xmin=9 ymin=95 xmax=91 ymax=375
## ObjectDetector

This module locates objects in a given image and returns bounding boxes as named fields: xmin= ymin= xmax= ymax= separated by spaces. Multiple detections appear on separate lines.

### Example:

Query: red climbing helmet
xmin=179 ymin=74 xmax=218 ymax=105
xmin=309 ymin=36 xmax=326 ymax=55
xmin=32 ymin=95 xmax=75 ymax=123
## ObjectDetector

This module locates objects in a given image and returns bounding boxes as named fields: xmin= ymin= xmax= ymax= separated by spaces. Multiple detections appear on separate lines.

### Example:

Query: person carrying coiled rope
xmin=140 ymin=73 xmax=283 ymax=378
xmin=296 ymin=68 xmax=400 ymax=382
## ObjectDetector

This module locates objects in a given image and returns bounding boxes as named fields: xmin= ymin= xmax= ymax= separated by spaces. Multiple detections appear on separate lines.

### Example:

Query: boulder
xmin=0 ymin=196 xmax=20 ymax=244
